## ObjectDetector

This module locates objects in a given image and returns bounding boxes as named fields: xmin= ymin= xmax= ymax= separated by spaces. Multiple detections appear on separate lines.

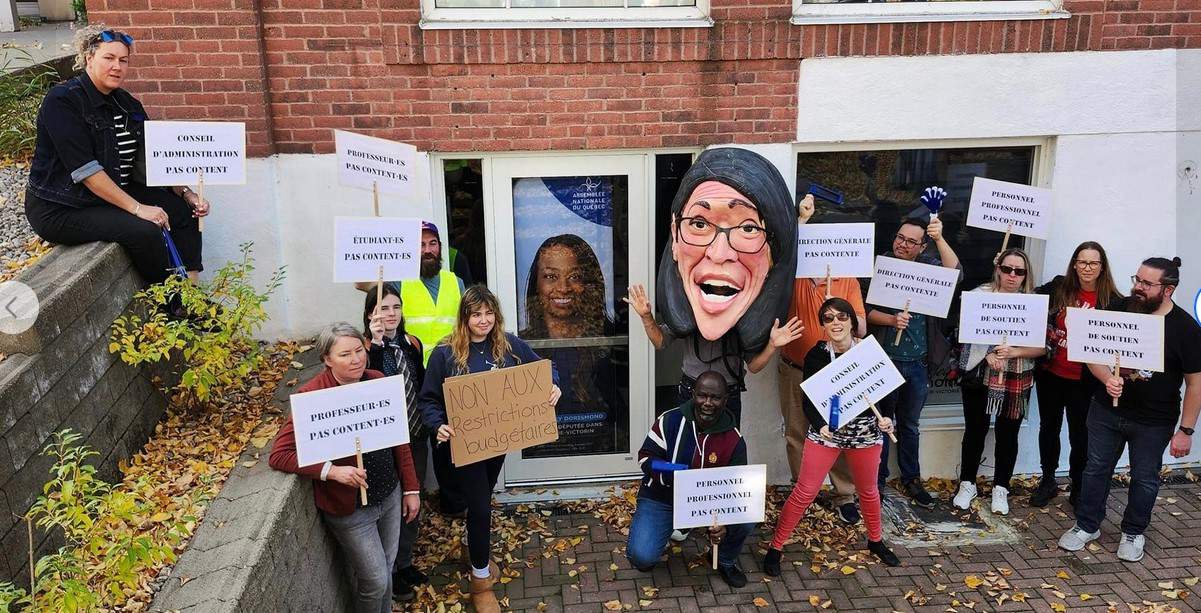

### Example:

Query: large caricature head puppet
xmin=657 ymin=148 xmax=797 ymax=351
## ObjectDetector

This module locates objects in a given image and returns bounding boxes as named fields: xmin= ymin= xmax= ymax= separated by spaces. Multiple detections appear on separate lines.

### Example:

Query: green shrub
xmin=0 ymin=55 xmax=57 ymax=161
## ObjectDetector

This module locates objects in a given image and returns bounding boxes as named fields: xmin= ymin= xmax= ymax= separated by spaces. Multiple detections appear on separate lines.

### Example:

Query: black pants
xmin=25 ymin=185 xmax=202 ymax=284
xmin=1034 ymin=369 xmax=1092 ymax=488
xmin=434 ymin=442 xmax=503 ymax=569
xmin=430 ymin=434 xmax=467 ymax=513
xmin=959 ymin=384 xmax=1023 ymax=490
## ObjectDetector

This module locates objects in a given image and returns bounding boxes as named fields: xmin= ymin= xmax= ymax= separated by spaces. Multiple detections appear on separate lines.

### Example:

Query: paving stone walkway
xmin=418 ymin=476 xmax=1201 ymax=612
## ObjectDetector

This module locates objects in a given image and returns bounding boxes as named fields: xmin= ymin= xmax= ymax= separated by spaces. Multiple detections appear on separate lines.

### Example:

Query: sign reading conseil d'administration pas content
xmin=144 ymin=121 xmax=246 ymax=186
xmin=334 ymin=129 xmax=417 ymax=196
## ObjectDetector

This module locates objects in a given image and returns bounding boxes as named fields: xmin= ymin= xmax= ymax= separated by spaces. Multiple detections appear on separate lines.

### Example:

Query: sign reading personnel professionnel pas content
xmin=673 ymin=464 xmax=767 ymax=530
xmin=144 ymin=121 xmax=246 ymax=186
xmin=966 ymin=177 xmax=1052 ymax=239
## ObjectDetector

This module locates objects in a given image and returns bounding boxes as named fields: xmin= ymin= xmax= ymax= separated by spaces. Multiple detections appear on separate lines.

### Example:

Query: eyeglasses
xmin=893 ymin=234 xmax=925 ymax=249
xmin=998 ymin=265 xmax=1027 ymax=277
xmin=1131 ymin=275 xmax=1165 ymax=288
xmin=820 ymin=312 xmax=851 ymax=324
xmin=1074 ymin=260 xmax=1102 ymax=270
xmin=98 ymin=30 xmax=134 ymax=46
xmin=675 ymin=216 xmax=770 ymax=254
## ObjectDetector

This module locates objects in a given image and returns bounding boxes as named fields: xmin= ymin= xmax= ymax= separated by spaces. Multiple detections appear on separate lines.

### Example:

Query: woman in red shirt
xmin=1031 ymin=242 xmax=1122 ymax=507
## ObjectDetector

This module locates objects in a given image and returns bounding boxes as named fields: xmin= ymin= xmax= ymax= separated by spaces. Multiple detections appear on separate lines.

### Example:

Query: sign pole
xmin=995 ymin=223 xmax=1013 ymax=263
xmin=893 ymin=299 xmax=911 ymax=346
xmin=825 ymin=264 xmax=832 ymax=299
xmin=372 ymin=180 xmax=380 ymax=217
xmin=1112 ymin=353 xmax=1121 ymax=408
xmin=710 ymin=512 xmax=719 ymax=570
xmin=997 ymin=334 xmax=1008 ymax=385
xmin=866 ymin=400 xmax=898 ymax=443
xmin=196 ymin=169 xmax=205 ymax=233
xmin=355 ymin=437 xmax=367 ymax=506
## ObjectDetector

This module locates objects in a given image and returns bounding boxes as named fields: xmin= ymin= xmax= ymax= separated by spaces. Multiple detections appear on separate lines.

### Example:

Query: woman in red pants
xmin=763 ymin=297 xmax=901 ymax=575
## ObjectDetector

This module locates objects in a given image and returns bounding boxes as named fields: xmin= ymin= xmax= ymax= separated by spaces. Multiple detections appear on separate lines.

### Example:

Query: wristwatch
xmin=1180 ymin=426 xmax=1195 ymax=436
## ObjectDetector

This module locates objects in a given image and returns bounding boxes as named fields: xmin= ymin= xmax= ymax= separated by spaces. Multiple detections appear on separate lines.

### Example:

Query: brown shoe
xmin=467 ymin=561 xmax=501 ymax=613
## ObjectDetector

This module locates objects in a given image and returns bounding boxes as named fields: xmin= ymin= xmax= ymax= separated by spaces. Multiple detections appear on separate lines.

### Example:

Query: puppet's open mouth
xmin=698 ymin=280 xmax=741 ymax=304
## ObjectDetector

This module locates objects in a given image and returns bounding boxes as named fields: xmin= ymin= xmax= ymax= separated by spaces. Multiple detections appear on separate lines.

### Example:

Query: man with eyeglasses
xmin=1060 ymin=256 xmax=1201 ymax=562
xmin=865 ymin=217 xmax=962 ymax=508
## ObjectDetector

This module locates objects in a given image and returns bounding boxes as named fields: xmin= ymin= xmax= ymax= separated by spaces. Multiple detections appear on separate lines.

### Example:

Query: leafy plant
xmin=0 ymin=431 xmax=187 ymax=612
xmin=110 ymin=242 xmax=285 ymax=406
xmin=72 ymin=0 xmax=88 ymax=24
xmin=0 ymin=54 xmax=58 ymax=161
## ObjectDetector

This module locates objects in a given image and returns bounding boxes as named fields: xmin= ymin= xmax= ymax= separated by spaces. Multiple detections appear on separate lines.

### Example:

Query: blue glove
xmin=920 ymin=186 xmax=947 ymax=216
xmin=828 ymin=395 xmax=841 ymax=431
xmin=651 ymin=459 xmax=690 ymax=473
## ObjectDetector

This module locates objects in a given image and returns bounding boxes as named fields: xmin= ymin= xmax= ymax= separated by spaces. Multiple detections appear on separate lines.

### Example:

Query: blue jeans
xmin=323 ymin=487 xmax=403 ymax=613
xmin=626 ymin=497 xmax=754 ymax=570
xmin=1075 ymin=400 xmax=1175 ymax=536
xmin=877 ymin=359 xmax=929 ymax=483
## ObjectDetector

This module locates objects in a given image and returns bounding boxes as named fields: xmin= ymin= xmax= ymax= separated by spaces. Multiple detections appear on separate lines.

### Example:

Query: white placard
xmin=333 ymin=217 xmax=421 ymax=283
xmin=1065 ymin=307 xmax=1165 ymax=372
xmin=144 ymin=121 xmax=246 ymax=186
xmin=795 ymin=222 xmax=875 ymax=279
xmin=335 ymin=129 xmax=417 ymax=196
xmin=799 ymin=336 xmax=905 ymax=427
xmin=290 ymin=376 xmax=411 ymax=467
xmin=672 ymin=464 xmax=767 ymax=530
xmin=966 ymin=177 xmax=1052 ymax=239
xmin=957 ymin=291 xmax=1050 ymax=348
xmin=865 ymin=256 xmax=960 ymax=318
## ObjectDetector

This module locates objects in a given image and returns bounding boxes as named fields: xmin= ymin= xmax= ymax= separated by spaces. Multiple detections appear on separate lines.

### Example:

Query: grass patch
xmin=0 ymin=55 xmax=59 ymax=162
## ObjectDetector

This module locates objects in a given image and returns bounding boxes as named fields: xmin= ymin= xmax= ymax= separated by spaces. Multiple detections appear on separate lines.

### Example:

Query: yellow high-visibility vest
xmin=400 ymin=270 xmax=461 ymax=366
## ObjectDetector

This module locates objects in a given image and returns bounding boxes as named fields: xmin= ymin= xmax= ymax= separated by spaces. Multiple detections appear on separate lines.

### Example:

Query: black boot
xmin=762 ymin=548 xmax=782 ymax=577
xmin=868 ymin=540 xmax=900 ymax=567
xmin=1029 ymin=475 xmax=1058 ymax=507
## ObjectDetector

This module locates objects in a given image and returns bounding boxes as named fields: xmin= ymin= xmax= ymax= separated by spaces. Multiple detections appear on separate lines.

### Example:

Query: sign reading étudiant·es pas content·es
xmin=957 ymin=291 xmax=1050 ymax=348
xmin=673 ymin=464 xmax=767 ymax=530
xmin=144 ymin=121 xmax=246 ymax=186
xmin=966 ymin=177 xmax=1052 ymax=239
xmin=334 ymin=129 xmax=417 ymax=197
xmin=1065 ymin=307 xmax=1165 ymax=372
xmin=332 ymin=217 xmax=422 ymax=283
xmin=289 ymin=376 xmax=411 ymax=467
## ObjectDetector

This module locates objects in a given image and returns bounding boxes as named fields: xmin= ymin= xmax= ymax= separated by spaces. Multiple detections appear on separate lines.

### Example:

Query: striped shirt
xmin=113 ymin=111 xmax=136 ymax=186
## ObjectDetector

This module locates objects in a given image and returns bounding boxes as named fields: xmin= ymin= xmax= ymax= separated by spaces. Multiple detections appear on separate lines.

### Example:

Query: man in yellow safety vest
xmin=401 ymin=222 xmax=464 ymax=366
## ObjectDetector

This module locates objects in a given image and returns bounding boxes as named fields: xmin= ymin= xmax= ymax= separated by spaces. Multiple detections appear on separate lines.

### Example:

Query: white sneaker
xmin=1058 ymin=524 xmax=1101 ymax=551
xmin=669 ymin=529 xmax=689 ymax=542
xmin=953 ymin=481 xmax=977 ymax=510
xmin=1117 ymin=533 xmax=1145 ymax=562
xmin=991 ymin=486 xmax=1010 ymax=515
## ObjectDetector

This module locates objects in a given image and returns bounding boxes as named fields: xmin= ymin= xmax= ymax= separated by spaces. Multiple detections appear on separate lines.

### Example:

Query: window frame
xmin=420 ymin=0 xmax=713 ymax=30
xmin=790 ymin=0 xmax=1069 ymax=26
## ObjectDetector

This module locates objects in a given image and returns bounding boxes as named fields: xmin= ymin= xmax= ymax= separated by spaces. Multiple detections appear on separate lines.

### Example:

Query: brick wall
xmin=87 ymin=0 xmax=1201 ymax=155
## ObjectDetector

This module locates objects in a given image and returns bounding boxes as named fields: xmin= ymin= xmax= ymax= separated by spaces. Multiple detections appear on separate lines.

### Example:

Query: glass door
xmin=488 ymin=154 xmax=653 ymax=484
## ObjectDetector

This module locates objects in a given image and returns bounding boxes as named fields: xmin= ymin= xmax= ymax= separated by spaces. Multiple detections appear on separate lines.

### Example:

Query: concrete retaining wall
xmin=0 ymin=241 xmax=171 ymax=584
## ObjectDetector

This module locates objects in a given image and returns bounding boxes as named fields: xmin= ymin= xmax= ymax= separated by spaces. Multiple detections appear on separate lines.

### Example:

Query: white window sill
xmin=420 ymin=6 xmax=714 ymax=29
xmin=791 ymin=1 xmax=1069 ymax=25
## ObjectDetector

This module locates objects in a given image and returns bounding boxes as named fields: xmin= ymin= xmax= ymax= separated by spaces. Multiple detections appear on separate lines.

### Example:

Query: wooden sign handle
xmin=372 ymin=180 xmax=380 ymax=217
xmin=376 ymin=265 xmax=384 ymax=308
xmin=1112 ymin=353 xmax=1121 ymax=408
xmin=893 ymin=299 xmax=911 ymax=346
xmin=997 ymin=334 xmax=1008 ymax=385
xmin=995 ymin=223 xmax=1013 ymax=264
xmin=825 ymin=264 xmax=832 ymax=299
xmin=196 ymin=170 xmax=205 ymax=233
xmin=867 ymin=400 xmax=898 ymax=443
xmin=711 ymin=513 xmax=719 ymax=570
xmin=355 ymin=437 xmax=367 ymax=506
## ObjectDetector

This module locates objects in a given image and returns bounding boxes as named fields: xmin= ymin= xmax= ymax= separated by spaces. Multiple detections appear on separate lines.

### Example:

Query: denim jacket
xmin=26 ymin=73 xmax=148 ymax=208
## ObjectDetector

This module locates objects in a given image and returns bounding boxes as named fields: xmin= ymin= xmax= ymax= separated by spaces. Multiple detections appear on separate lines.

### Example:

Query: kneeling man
xmin=626 ymin=371 xmax=753 ymax=587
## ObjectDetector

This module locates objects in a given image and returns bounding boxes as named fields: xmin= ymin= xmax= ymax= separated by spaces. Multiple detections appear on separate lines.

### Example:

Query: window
xmin=796 ymin=145 xmax=1037 ymax=405
xmin=791 ymin=0 xmax=1068 ymax=26
xmin=420 ymin=0 xmax=712 ymax=29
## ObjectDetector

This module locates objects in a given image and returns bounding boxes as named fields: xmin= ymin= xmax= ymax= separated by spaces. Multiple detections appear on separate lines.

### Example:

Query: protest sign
xmin=958 ymin=291 xmax=1050 ymax=348
xmin=445 ymin=360 xmax=558 ymax=466
xmin=795 ymin=222 xmax=875 ymax=279
xmin=335 ymin=129 xmax=417 ymax=197
xmin=672 ymin=464 xmax=767 ymax=530
xmin=289 ymin=376 xmax=410 ymax=468
xmin=1066 ymin=307 xmax=1165 ymax=372
xmin=333 ymin=217 xmax=421 ymax=283
xmin=145 ymin=121 xmax=246 ymax=186
xmin=800 ymin=336 xmax=905 ymax=427
xmin=966 ymin=177 xmax=1052 ymax=240
xmin=865 ymin=256 xmax=960 ymax=318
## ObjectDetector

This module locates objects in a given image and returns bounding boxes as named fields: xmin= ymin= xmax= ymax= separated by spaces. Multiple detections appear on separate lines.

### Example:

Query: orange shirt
xmin=780 ymin=277 xmax=866 ymax=366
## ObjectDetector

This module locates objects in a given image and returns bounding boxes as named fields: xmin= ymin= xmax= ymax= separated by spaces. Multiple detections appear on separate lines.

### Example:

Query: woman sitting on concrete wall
xmin=269 ymin=322 xmax=422 ymax=613
xmin=24 ymin=25 xmax=207 ymax=284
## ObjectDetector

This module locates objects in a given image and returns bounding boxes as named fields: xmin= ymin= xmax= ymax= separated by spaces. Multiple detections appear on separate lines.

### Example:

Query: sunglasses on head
xmin=820 ymin=312 xmax=851 ymax=324
xmin=998 ymin=265 xmax=1027 ymax=277
xmin=98 ymin=30 xmax=134 ymax=46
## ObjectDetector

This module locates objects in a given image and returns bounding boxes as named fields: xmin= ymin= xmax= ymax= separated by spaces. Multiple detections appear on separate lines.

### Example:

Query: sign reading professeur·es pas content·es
xmin=144 ymin=121 xmax=246 ymax=186
xmin=957 ymin=291 xmax=1050 ymax=348
xmin=334 ymin=129 xmax=417 ymax=197
xmin=795 ymin=222 xmax=875 ymax=279
xmin=673 ymin=464 xmax=767 ymax=530
xmin=1065 ymin=307 xmax=1165 ymax=372
xmin=289 ymin=376 xmax=411 ymax=468
xmin=865 ymin=256 xmax=960 ymax=318
xmin=966 ymin=177 xmax=1052 ymax=239
xmin=332 ymin=217 xmax=422 ymax=282
xmin=799 ymin=336 xmax=904 ymax=427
